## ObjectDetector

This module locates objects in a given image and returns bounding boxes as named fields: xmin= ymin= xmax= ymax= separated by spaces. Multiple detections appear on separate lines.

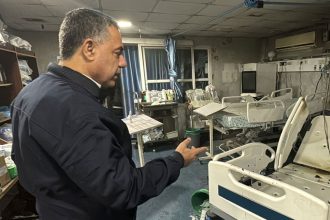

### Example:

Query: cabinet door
xmin=257 ymin=63 xmax=277 ymax=96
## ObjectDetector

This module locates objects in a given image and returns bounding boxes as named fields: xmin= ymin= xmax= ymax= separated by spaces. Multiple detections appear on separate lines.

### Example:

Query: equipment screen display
xmin=242 ymin=71 xmax=256 ymax=93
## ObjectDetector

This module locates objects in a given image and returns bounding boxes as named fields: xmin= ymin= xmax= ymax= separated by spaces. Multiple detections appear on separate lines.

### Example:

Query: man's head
xmin=59 ymin=8 xmax=127 ymax=87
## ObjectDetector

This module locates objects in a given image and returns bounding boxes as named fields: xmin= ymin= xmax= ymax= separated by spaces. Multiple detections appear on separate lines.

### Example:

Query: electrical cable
xmin=311 ymin=72 xmax=323 ymax=100
xmin=299 ymin=61 xmax=302 ymax=97
xmin=276 ymin=64 xmax=282 ymax=89
xmin=322 ymin=67 xmax=330 ymax=154
xmin=284 ymin=65 xmax=288 ymax=88
xmin=288 ymin=70 xmax=292 ymax=90
xmin=311 ymin=61 xmax=330 ymax=100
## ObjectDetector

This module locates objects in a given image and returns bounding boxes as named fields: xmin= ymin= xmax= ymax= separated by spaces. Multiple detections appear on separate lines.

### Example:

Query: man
xmin=11 ymin=8 xmax=207 ymax=220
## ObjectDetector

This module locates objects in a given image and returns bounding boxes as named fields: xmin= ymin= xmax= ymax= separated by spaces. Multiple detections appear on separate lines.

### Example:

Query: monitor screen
xmin=242 ymin=71 xmax=256 ymax=93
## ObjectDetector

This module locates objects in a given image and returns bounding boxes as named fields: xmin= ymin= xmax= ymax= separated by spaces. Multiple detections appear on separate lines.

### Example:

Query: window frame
xmin=122 ymin=38 xmax=212 ymax=91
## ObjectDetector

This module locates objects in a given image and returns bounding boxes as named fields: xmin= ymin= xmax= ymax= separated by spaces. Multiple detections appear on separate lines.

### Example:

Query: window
xmin=176 ymin=48 xmax=193 ymax=91
xmin=123 ymin=38 xmax=212 ymax=98
xmin=194 ymin=49 xmax=210 ymax=89
xmin=143 ymin=47 xmax=169 ymax=90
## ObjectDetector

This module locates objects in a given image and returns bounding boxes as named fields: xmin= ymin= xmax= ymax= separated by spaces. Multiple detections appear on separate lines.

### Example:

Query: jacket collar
xmin=47 ymin=63 xmax=100 ymax=100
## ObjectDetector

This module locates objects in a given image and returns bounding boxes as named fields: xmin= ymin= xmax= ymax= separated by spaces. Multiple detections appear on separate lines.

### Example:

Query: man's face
xmin=93 ymin=26 xmax=127 ymax=88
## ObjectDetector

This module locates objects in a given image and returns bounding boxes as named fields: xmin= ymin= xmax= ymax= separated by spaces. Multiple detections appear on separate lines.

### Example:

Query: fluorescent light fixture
xmin=117 ymin=21 xmax=132 ymax=28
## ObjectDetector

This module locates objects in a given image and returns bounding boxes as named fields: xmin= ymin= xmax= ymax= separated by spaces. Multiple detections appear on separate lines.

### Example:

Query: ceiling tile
xmin=182 ymin=30 xmax=214 ymax=36
xmin=266 ymin=0 xmax=329 ymax=3
xmin=293 ymin=5 xmax=330 ymax=14
xmin=153 ymin=1 xmax=205 ymax=15
xmin=261 ymin=11 xmax=321 ymax=22
xmin=139 ymin=27 xmax=172 ymax=35
xmin=210 ymin=27 xmax=234 ymax=32
xmin=0 ymin=0 xmax=41 ymax=4
xmin=38 ymin=24 xmax=59 ymax=31
xmin=103 ymin=10 xmax=149 ymax=22
xmin=120 ymin=25 xmax=143 ymax=34
xmin=197 ymin=4 xmax=230 ymax=16
xmin=165 ymin=0 xmax=212 ymax=3
xmin=143 ymin=21 xmax=179 ymax=30
xmin=102 ymin=0 xmax=158 ymax=12
xmin=236 ymin=8 xmax=274 ymax=18
xmin=220 ymin=18 xmax=261 ymax=27
xmin=42 ymin=6 xmax=64 ymax=17
xmin=0 ymin=0 xmax=329 ymax=38
xmin=176 ymin=23 xmax=200 ymax=29
xmin=36 ymin=16 xmax=62 ymax=24
xmin=235 ymin=32 xmax=268 ymax=37
xmin=206 ymin=7 xmax=250 ymax=24
xmin=147 ymin=13 xmax=189 ymax=23
xmin=212 ymin=0 xmax=244 ymax=6
xmin=45 ymin=5 xmax=86 ymax=17
xmin=184 ymin=15 xmax=215 ymax=24
xmin=175 ymin=22 xmax=213 ymax=31
xmin=41 ymin=0 xmax=98 ymax=7
xmin=261 ymin=4 xmax=297 ymax=11
xmin=10 ymin=22 xmax=59 ymax=31
xmin=1 ymin=4 xmax=50 ymax=18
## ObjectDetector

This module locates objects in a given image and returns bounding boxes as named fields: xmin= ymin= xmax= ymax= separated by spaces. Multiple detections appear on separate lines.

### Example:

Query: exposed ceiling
xmin=0 ymin=0 xmax=330 ymax=38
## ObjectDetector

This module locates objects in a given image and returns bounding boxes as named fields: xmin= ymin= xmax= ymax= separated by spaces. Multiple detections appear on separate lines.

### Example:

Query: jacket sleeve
xmin=31 ymin=112 xmax=184 ymax=210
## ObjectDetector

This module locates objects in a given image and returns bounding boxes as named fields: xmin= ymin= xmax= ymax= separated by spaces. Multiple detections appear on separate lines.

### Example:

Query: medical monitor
xmin=241 ymin=71 xmax=256 ymax=93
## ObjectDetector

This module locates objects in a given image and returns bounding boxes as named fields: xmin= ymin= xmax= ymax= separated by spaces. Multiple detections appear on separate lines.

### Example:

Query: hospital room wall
xmin=12 ymin=31 xmax=262 ymax=98
xmin=278 ymin=71 xmax=328 ymax=98
xmin=188 ymin=37 xmax=262 ymax=97
xmin=261 ymin=24 xmax=330 ymax=98
xmin=10 ymin=30 xmax=59 ymax=73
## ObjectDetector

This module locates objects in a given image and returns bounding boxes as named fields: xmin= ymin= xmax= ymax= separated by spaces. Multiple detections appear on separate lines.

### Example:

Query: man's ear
xmin=81 ymin=38 xmax=96 ymax=61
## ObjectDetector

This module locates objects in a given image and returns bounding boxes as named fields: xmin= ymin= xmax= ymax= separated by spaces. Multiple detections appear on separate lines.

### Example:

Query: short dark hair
xmin=59 ymin=8 xmax=118 ymax=60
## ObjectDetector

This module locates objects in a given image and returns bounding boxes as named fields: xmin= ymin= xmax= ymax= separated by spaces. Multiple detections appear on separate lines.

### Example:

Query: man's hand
xmin=175 ymin=138 xmax=208 ymax=167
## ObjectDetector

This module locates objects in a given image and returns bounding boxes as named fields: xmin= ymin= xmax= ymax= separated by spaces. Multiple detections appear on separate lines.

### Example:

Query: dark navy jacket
xmin=11 ymin=63 xmax=184 ymax=220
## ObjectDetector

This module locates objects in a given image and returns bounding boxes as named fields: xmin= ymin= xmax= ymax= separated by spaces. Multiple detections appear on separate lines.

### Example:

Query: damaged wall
xmin=189 ymin=36 xmax=262 ymax=97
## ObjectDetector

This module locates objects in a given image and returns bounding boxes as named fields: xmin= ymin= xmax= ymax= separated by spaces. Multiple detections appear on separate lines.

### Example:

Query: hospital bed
xmin=208 ymin=97 xmax=330 ymax=220
xmin=211 ymin=89 xmax=294 ymax=150
xmin=216 ymin=88 xmax=293 ymax=130
xmin=194 ymin=89 xmax=293 ymax=160
xmin=195 ymin=94 xmax=287 ymax=161
xmin=216 ymin=95 xmax=286 ymax=130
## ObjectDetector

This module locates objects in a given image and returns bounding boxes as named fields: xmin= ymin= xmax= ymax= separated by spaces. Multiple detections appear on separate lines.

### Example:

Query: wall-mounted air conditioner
xmin=275 ymin=31 xmax=316 ymax=51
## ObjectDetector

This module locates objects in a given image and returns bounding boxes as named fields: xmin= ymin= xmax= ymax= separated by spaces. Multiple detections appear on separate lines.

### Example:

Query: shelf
xmin=0 ymin=45 xmax=38 ymax=106
xmin=0 ymin=117 xmax=10 ymax=124
xmin=16 ymin=52 xmax=36 ymax=59
xmin=144 ymin=136 xmax=178 ymax=145
xmin=0 ymin=138 xmax=9 ymax=145
xmin=0 ymin=44 xmax=35 ymax=57
xmin=0 ymin=177 xmax=18 ymax=200
xmin=0 ymin=83 xmax=13 ymax=87
xmin=15 ymin=47 xmax=36 ymax=58
xmin=0 ymin=44 xmax=15 ymax=53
